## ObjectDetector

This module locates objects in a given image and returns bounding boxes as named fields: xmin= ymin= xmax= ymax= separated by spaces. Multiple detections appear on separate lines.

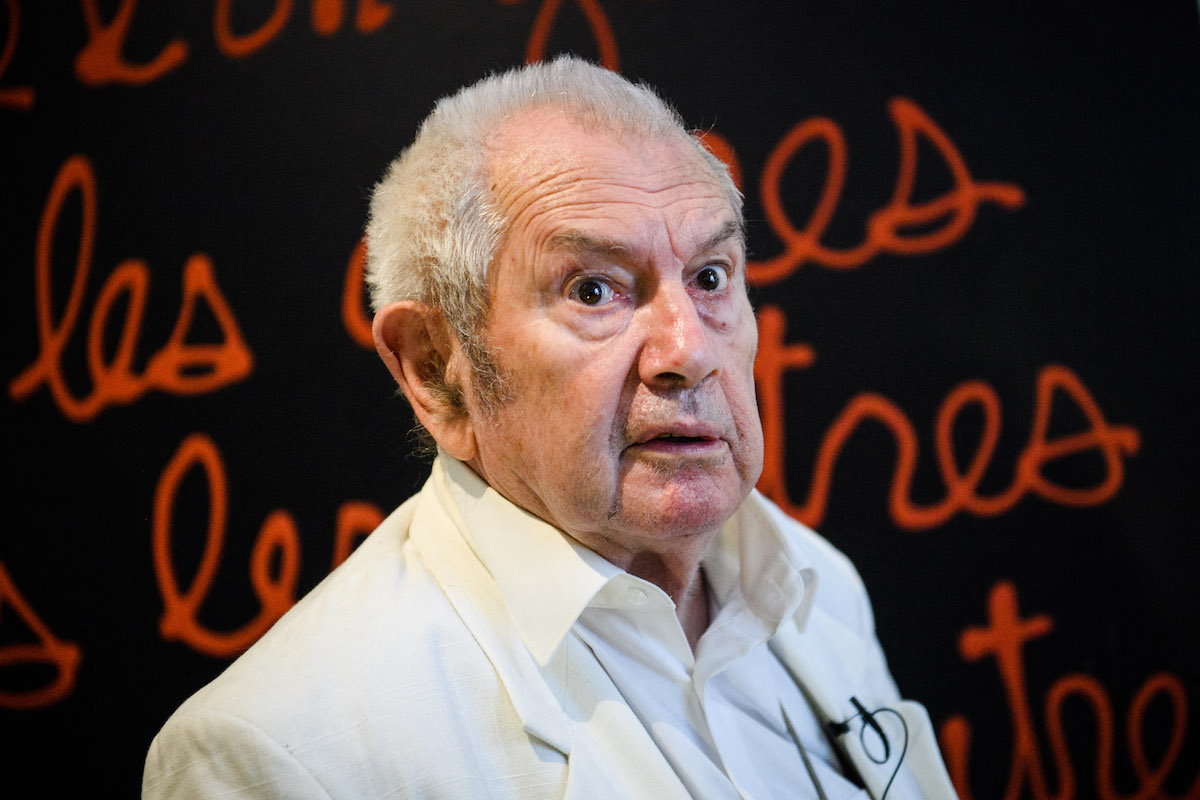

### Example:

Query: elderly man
xmin=143 ymin=57 xmax=956 ymax=799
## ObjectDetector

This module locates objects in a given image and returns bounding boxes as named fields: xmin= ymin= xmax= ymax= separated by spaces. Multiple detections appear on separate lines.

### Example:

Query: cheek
xmin=725 ymin=312 xmax=760 ymax=395
xmin=726 ymin=321 xmax=765 ymax=465
xmin=519 ymin=333 xmax=631 ymax=405
xmin=728 ymin=372 xmax=763 ymax=442
xmin=502 ymin=349 xmax=626 ymax=455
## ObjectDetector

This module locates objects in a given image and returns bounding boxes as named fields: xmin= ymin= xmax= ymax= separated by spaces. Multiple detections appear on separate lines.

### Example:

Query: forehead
xmin=485 ymin=110 xmax=739 ymax=257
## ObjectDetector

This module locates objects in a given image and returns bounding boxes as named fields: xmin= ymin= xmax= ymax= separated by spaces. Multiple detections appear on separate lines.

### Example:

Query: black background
xmin=3 ymin=1 xmax=1198 ymax=796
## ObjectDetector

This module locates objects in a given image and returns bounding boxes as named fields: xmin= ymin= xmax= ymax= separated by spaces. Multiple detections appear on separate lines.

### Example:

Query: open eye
xmin=569 ymin=277 xmax=615 ymax=306
xmin=695 ymin=264 xmax=730 ymax=292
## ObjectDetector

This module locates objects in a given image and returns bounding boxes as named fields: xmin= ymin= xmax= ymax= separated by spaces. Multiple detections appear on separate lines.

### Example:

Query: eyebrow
xmin=696 ymin=218 xmax=747 ymax=256
xmin=544 ymin=231 xmax=629 ymax=257
xmin=544 ymin=218 xmax=746 ymax=259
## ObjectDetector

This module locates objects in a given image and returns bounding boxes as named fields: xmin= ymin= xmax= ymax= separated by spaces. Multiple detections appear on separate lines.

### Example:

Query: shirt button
xmin=627 ymin=587 xmax=648 ymax=605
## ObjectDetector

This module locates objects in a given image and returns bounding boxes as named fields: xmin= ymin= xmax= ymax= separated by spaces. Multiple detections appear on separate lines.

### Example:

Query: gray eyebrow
xmin=544 ymin=231 xmax=629 ymax=256
xmin=697 ymin=219 xmax=747 ymax=256
xmin=544 ymin=218 xmax=745 ymax=259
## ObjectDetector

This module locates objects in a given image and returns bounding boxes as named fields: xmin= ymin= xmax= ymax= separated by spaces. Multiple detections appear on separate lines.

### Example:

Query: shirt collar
xmin=432 ymin=454 xmax=819 ymax=664
xmin=703 ymin=490 xmax=819 ymax=637
xmin=432 ymin=453 xmax=622 ymax=666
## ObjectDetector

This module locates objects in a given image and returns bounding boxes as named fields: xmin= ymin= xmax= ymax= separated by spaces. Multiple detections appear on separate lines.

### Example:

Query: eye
xmin=570 ymin=277 xmax=615 ymax=306
xmin=695 ymin=264 xmax=729 ymax=292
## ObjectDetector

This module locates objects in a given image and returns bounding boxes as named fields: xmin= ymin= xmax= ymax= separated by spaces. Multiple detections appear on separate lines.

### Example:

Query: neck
xmin=677 ymin=567 xmax=711 ymax=652
xmin=624 ymin=548 xmax=712 ymax=653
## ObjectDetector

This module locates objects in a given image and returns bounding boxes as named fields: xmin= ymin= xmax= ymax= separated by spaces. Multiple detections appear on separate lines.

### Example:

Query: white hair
xmin=364 ymin=55 xmax=742 ymax=348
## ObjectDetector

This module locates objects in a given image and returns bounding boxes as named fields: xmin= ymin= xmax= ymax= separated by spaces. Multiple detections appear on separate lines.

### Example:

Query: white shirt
xmin=439 ymin=456 xmax=865 ymax=799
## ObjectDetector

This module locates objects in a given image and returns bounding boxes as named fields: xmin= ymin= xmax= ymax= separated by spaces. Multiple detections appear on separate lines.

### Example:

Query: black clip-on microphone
xmin=824 ymin=696 xmax=908 ymax=799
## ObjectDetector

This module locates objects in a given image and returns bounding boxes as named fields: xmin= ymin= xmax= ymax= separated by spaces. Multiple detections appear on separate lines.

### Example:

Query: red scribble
xmin=313 ymin=0 xmax=393 ymax=34
xmin=354 ymin=0 xmax=392 ymax=32
xmin=8 ymin=155 xmax=254 ymax=423
xmin=312 ymin=0 xmax=343 ymax=36
xmin=940 ymin=581 xmax=1200 ymax=799
xmin=342 ymin=237 xmax=374 ymax=349
xmin=214 ymin=0 xmax=294 ymax=59
xmin=754 ymin=305 xmax=1141 ymax=530
xmin=153 ymin=433 xmax=301 ymax=658
xmin=153 ymin=433 xmax=385 ymax=656
xmin=332 ymin=501 xmax=384 ymax=568
xmin=74 ymin=0 xmax=188 ymax=85
xmin=746 ymin=98 xmax=1026 ymax=285
xmin=503 ymin=0 xmax=619 ymax=71
xmin=0 ymin=0 xmax=33 ymax=109
xmin=73 ymin=0 xmax=394 ymax=84
xmin=0 ymin=562 xmax=82 ymax=710
xmin=753 ymin=304 xmax=817 ymax=498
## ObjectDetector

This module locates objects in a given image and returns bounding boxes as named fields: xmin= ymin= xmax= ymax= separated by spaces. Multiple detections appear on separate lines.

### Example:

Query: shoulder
xmin=144 ymin=494 xmax=561 ymax=798
xmin=187 ymin=497 xmax=482 ymax=707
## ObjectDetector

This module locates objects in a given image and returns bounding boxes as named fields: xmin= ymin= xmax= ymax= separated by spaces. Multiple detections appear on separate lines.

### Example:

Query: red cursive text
xmin=8 ymin=155 xmax=254 ymax=423
xmin=0 ymin=561 xmax=82 ymax=709
xmin=754 ymin=305 xmax=1141 ymax=530
xmin=152 ymin=432 xmax=383 ymax=657
xmin=940 ymin=582 xmax=1199 ymax=799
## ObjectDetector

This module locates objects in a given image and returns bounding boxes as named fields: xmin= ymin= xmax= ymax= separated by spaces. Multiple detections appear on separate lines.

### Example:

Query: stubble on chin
xmin=636 ymin=450 xmax=732 ymax=478
xmin=608 ymin=445 xmax=738 ymax=527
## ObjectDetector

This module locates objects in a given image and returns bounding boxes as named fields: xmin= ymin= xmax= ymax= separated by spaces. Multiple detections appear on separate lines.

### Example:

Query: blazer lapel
xmin=409 ymin=482 xmax=693 ymax=799
xmin=408 ymin=480 xmax=570 ymax=752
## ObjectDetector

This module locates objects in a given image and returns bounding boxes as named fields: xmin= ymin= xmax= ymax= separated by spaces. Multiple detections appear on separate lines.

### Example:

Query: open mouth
xmin=652 ymin=433 xmax=711 ymax=444
xmin=632 ymin=432 xmax=723 ymax=454
xmin=625 ymin=418 xmax=724 ymax=455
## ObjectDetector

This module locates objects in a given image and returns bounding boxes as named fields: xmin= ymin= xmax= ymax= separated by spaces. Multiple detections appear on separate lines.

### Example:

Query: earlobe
xmin=372 ymin=301 xmax=478 ymax=461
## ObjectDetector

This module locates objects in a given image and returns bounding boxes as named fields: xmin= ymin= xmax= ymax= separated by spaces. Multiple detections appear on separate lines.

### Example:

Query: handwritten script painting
xmin=3 ymin=1 xmax=1197 ymax=796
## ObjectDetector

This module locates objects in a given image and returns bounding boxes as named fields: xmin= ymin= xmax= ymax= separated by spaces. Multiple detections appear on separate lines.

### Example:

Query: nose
xmin=636 ymin=281 xmax=719 ymax=389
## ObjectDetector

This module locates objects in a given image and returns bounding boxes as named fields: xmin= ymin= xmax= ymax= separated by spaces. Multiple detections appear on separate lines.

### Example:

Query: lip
xmin=625 ymin=420 xmax=727 ymax=455
xmin=631 ymin=436 xmax=725 ymax=455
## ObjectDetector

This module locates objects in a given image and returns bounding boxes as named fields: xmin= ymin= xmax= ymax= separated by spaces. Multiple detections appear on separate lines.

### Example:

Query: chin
xmin=633 ymin=486 xmax=747 ymax=538
xmin=605 ymin=457 xmax=752 ymax=534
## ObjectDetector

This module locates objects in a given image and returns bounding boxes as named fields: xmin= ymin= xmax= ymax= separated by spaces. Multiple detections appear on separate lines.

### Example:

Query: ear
xmin=372 ymin=301 xmax=478 ymax=462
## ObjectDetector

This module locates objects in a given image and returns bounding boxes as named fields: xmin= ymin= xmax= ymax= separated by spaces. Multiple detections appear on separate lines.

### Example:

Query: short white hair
xmin=364 ymin=55 xmax=741 ymax=346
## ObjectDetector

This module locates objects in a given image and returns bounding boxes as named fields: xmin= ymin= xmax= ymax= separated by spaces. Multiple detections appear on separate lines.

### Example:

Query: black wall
xmin=4 ymin=2 xmax=1199 ymax=796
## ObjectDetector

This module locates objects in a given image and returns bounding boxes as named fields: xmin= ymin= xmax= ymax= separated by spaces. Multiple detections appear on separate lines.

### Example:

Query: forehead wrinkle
xmin=493 ymin=163 xmax=587 ymax=226
xmin=534 ymin=199 xmax=741 ymax=275
xmin=497 ymin=140 xmax=722 ymax=215
xmin=490 ymin=132 xmax=740 ymax=275
xmin=527 ymin=174 xmax=722 ymax=213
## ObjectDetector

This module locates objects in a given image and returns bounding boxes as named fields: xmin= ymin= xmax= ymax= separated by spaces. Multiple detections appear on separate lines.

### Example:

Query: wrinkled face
xmin=462 ymin=111 xmax=763 ymax=562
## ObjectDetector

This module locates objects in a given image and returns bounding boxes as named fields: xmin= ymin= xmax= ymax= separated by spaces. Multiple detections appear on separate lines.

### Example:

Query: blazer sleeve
xmin=142 ymin=709 xmax=334 ymax=800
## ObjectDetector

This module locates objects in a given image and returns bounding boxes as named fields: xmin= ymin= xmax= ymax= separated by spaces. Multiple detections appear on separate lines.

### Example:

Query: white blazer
xmin=143 ymin=466 xmax=958 ymax=799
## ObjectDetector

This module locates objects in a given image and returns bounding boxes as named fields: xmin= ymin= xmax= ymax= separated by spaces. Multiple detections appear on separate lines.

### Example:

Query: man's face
xmin=460 ymin=111 xmax=763 ymax=563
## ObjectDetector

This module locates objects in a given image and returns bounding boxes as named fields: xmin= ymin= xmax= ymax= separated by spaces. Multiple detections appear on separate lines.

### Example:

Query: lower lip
xmin=630 ymin=437 xmax=725 ymax=456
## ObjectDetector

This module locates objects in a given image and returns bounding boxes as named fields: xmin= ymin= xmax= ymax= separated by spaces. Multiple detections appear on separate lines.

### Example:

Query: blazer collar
xmin=432 ymin=455 xmax=621 ymax=666
xmin=408 ymin=462 xmax=573 ymax=752
xmin=408 ymin=467 xmax=693 ymax=797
